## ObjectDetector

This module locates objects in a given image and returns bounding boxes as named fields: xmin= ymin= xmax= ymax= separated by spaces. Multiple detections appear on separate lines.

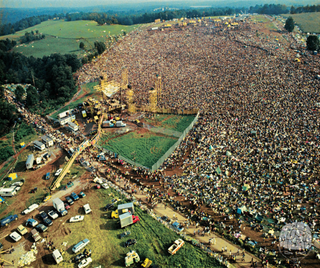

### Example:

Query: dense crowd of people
xmin=75 ymin=15 xmax=320 ymax=265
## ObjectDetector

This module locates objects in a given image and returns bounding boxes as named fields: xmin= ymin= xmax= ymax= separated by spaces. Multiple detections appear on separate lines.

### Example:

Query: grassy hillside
xmin=1 ymin=20 xmax=140 ymax=58
xmin=282 ymin=12 xmax=320 ymax=33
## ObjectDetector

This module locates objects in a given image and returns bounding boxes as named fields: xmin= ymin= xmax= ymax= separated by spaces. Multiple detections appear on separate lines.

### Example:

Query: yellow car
xmin=111 ymin=210 xmax=119 ymax=219
xmin=141 ymin=258 xmax=152 ymax=268
xmin=43 ymin=195 xmax=51 ymax=202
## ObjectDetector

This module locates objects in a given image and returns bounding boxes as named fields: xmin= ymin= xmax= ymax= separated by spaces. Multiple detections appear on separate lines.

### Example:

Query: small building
xmin=155 ymin=19 xmax=161 ymax=23
xmin=34 ymin=140 xmax=45 ymax=151
xmin=59 ymin=115 xmax=76 ymax=126
xmin=26 ymin=154 xmax=34 ymax=169
xmin=41 ymin=135 xmax=54 ymax=147
xmin=67 ymin=122 xmax=79 ymax=132
xmin=118 ymin=202 xmax=134 ymax=215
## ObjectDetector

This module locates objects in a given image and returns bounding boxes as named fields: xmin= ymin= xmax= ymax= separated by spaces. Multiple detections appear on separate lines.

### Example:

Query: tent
xmin=8 ymin=173 xmax=17 ymax=181
xmin=237 ymin=205 xmax=247 ymax=214
xmin=242 ymin=184 xmax=251 ymax=191
xmin=0 ymin=196 xmax=4 ymax=204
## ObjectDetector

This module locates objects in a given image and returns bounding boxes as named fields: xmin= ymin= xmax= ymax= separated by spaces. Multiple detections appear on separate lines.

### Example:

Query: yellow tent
xmin=8 ymin=173 xmax=17 ymax=181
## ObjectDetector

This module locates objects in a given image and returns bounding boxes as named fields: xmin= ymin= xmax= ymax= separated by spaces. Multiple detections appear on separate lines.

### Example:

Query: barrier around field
xmin=151 ymin=111 xmax=199 ymax=171
xmin=96 ymin=111 xmax=199 ymax=172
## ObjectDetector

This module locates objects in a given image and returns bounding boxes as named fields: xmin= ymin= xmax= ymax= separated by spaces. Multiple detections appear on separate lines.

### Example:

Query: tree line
xmin=0 ymin=14 xmax=65 ymax=36
xmin=20 ymin=30 xmax=45 ymax=44
xmin=290 ymin=4 xmax=320 ymax=14
xmin=0 ymin=39 xmax=82 ymax=119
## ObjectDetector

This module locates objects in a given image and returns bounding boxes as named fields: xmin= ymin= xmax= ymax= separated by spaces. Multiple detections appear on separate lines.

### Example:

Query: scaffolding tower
xmin=149 ymin=88 xmax=158 ymax=113
xmin=155 ymin=75 xmax=162 ymax=102
xmin=126 ymin=85 xmax=136 ymax=114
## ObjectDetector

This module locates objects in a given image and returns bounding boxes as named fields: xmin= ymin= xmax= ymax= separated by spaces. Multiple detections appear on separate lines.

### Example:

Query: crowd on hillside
xmin=76 ymin=17 xmax=320 ymax=262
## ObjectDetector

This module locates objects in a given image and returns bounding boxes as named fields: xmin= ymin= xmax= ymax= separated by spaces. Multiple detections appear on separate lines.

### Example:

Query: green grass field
xmin=1 ymin=20 xmax=140 ymax=58
xmin=145 ymin=114 xmax=195 ymax=133
xmin=45 ymin=187 xmax=224 ymax=268
xmin=99 ymin=131 xmax=178 ymax=168
xmin=282 ymin=12 xmax=320 ymax=33
xmin=51 ymin=81 xmax=98 ymax=119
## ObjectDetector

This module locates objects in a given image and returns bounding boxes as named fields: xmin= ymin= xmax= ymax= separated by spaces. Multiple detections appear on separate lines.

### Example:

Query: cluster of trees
xmin=284 ymin=17 xmax=295 ymax=32
xmin=248 ymin=4 xmax=289 ymax=15
xmin=307 ymin=35 xmax=320 ymax=51
xmin=0 ymin=39 xmax=82 ymax=116
xmin=290 ymin=4 xmax=320 ymax=14
xmin=20 ymin=31 xmax=45 ymax=44
xmin=0 ymin=86 xmax=18 ymax=137
xmin=0 ymin=14 xmax=64 ymax=36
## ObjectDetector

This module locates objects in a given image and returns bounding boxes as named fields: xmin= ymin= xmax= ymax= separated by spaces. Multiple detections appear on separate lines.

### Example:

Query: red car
xmin=64 ymin=203 xmax=71 ymax=210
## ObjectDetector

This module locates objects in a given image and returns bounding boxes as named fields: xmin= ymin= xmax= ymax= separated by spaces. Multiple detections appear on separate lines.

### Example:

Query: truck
xmin=52 ymin=198 xmax=68 ymax=216
xmin=168 ymin=239 xmax=184 ymax=255
xmin=0 ymin=187 xmax=17 ymax=197
xmin=34 ymin=140 xmax=46 ymax=151
xmin=31 ymin=228 xmax=41 ymax=242
xmin=26 ymin=154 xmax=35 ymax=169
xmin=0 ymin=214 xmax=18 ymax=227
xmin=52 ymin=249 xmax=63 ymax=264
xmin=115 ymin=121 xmax=126 ymax=127
xmin=119 ymin=212 xmax=140 ymax=228
xmin=22 ymin=203 xmax=39 ymax=215
xmin=125 ymin=250 xmax=140 ymax=267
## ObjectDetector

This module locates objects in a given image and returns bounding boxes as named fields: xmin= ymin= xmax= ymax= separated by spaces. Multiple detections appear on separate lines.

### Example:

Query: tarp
xmin=0 ymin=196 xmax=4 ymax=203
xmin=8 ymin=173 xmax=17 ymax=181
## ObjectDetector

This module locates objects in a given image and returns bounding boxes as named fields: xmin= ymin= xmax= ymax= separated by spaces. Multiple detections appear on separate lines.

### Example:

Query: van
xmin=22 ymin=203 xmax=39 ymax=215
xmin=52 ymin=249 xmax=63 ymax=264
xmin=0 ymin=214 xmax=18 ymax=227
xmin=72 ymin=238 xmax=90 ymax=253
xmin=0 ymin=188 xmax=17 ymax=197
xmin=83 ymin=204 xmax=92 ymax=214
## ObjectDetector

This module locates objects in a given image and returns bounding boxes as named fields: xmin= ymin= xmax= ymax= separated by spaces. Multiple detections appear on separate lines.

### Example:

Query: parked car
xmin=66 ymin=196 xmax=74 ymax=205
xmin=55 ymin=168 xmax=63 ymax=176
xmin=9 ymin=231 xmax=22 ymax=242
xmin=78 ymin=257 xmax=92 ymax=268
xmin=69 ymin=215 xmax=84 ymax=223
xmin=36 ymin=223 xmax=48 ymax=232
xmin=83 ymin=204 xmax=92 ymax=214
xmin=119 ymin=230 xmax=131 ymax=239
xmin=64 ymin=203 xmax=71 ymax=210
xmin=26 ymin=218 xmax=38 ymax=227
xmin=125 ymin=239 xmax=137 ymax=247
xmin=71 ymin=192 xmax=79 ymax=201
xmin=17 ymin=225 xmax=28 ymax=235
xmin=103 ymin=203 xmax=114 ymax=211
xmin=43 ymin=217 xmax=53 ymax=227
xmin=39 ymin=211 xmax=49 ymax=220
xmin=78 ymin=192 xmax=86 ymax=198
xmin=48 ymin=210 xmax=59 ymax=220
xmin=101 ymin=183 xmax=109 ymax=189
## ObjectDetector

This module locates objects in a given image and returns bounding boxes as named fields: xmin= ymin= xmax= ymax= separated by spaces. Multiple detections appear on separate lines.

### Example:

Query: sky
xmin=1 ymin=0 xmax=186 ymax=8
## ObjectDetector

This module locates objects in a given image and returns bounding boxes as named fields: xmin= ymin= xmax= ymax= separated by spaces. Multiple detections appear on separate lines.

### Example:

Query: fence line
xmin=96 ymin=111 xmax=199 ymax=172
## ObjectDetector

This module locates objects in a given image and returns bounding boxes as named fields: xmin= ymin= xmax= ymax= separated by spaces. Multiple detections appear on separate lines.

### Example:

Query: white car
xmin=69 ymin=215 xmax=84 ymax=223
xmin=83 ymin=204 xmax=92 ymax=214
xmin=10 ymin=231 xmax=22 ymax=242
xmin=78 ymin=257 xmax=92 ymax=268
xmin=101 ymin=183 xmax=109 ymax=189
xmin=55 ymin=168 xmax=63 ymax=176
xmin=48 ymin=210 xmax=59 ymax=220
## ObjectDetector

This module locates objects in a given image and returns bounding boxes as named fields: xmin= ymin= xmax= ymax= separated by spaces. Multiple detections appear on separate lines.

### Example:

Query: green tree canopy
xmin=284 ymin=16 xmax=295 ymax=32
xmin=79 ymin=42 xmax=85 ymax=49
xmin=306 ymin=35 xmax=320 ymax=51
xmin=15 ymin=85 xmax=25 ymax=103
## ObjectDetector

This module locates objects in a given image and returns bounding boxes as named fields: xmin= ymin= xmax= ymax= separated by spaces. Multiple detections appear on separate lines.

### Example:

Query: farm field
xmin=1 ymin=20 xmax=140 ymax=58
xmin=37 ymin=187 xmax=225 ymax=268
xmin=282 ymin=12 xmax=320 ymax=33
xmin=99 ymin=130 xmax=178 ymax=168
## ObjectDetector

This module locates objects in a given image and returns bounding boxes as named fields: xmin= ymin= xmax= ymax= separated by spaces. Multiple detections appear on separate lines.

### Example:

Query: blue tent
xmin=0 ymin=196 xmax=4 ymax=204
